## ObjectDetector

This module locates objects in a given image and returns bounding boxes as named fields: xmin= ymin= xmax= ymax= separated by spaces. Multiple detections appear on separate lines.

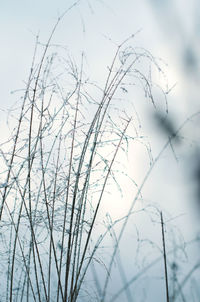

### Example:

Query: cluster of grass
xmin=0 ymin=12 xmax=159 ymax=300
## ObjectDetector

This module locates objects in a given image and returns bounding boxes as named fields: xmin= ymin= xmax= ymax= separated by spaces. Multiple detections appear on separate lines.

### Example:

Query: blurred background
xmin=1 ymin=0 xmax=200 ymax=301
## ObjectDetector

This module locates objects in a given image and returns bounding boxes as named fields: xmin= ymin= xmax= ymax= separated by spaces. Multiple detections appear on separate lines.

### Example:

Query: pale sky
xmin=1 ymin=1 xmax=200 ymax=301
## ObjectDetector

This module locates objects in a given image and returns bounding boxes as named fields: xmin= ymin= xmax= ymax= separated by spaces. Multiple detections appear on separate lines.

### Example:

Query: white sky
xmin=1 ymin=1 xmax=200 ymax=301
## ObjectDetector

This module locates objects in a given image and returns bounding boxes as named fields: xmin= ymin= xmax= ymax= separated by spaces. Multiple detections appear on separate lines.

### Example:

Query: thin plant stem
xmin=160 ymin=211 xmax=170 ymax=302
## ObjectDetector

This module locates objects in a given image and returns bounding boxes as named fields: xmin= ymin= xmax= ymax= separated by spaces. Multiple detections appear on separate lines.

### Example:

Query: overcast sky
xmin=1 ymin=1 xmax=200 ymax=301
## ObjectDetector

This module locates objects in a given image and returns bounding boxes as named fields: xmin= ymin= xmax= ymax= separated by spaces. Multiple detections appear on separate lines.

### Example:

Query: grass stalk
xmin=160 ymin=211 xmax=170 ymax=302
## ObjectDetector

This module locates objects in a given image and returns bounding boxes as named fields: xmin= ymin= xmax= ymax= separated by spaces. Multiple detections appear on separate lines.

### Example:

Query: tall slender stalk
xmin=160 ymin=211 xmax=170 ymax=302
